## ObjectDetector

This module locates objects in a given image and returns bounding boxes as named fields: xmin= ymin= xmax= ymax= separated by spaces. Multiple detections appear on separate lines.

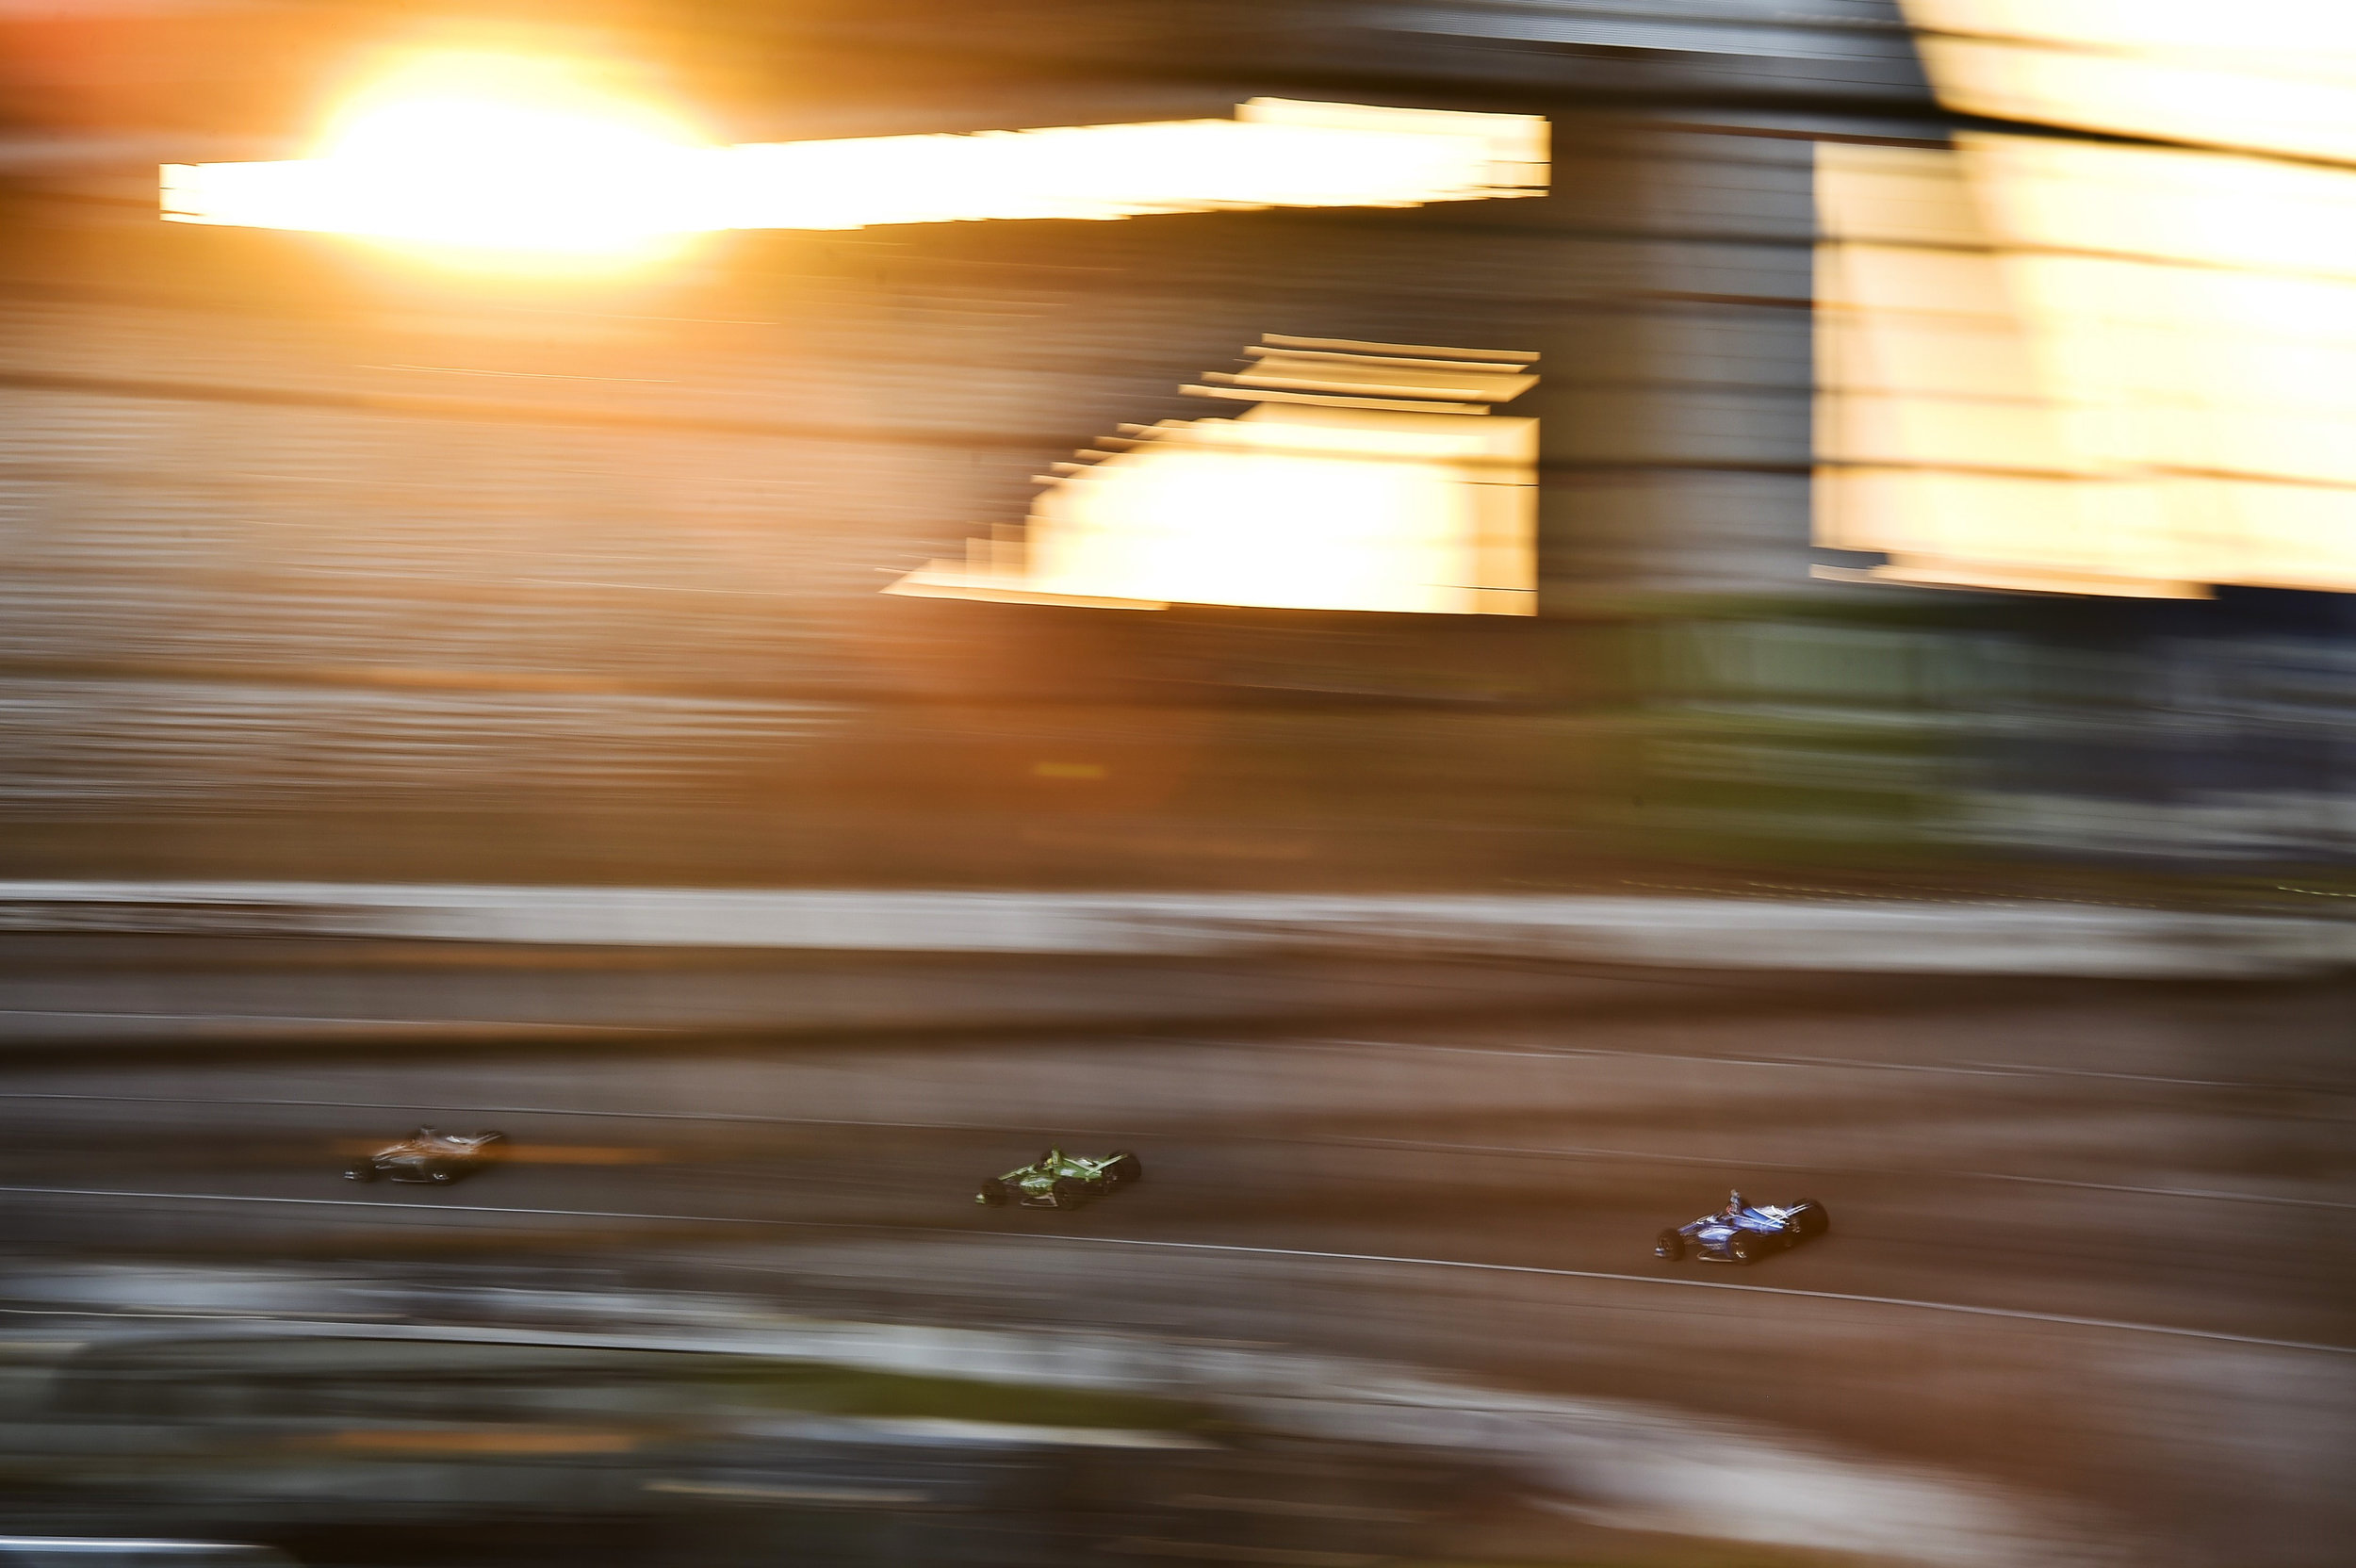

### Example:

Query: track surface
xmin=1 ymin=967 xmax=2349 ymax=1567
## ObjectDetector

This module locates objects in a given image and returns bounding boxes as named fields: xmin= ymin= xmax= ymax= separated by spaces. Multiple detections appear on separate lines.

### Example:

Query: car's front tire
xmin=1653 ymin=1230 xmax=1685 ymax=1262
xmin=1051 ymin=1177 xmax=1087 ymax=1207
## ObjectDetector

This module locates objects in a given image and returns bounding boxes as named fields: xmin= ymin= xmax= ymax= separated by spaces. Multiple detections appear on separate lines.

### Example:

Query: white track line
xmin=1960 ymin=1170 xmax=2355 ymax=1208
xmin=0 ymin=1089 xmax=965 ymax=1128
xmin=1320 ymin=1039 xmax=2020 ymax=1075
xmin=2 ymin=1091 xmax=2347 ymax=1209
xmin=1955 ymin=1060 xmax=2307 ymax=1090
xmin=0 ymin=1184 xmax=771 ymax=1225
xmin=0 ymin=1183 xmax=2345 ymax=1357
xmin=1317 ymin=1038 xmax=2352 ymax=1095
xmin=1337 ymin=1135 xmax=2356 ymax=1210
xmin=1023 ymin=1233 xmax=2356 ymax=1356
xmin=0 ymin=1010 xmax=645 ymax=1032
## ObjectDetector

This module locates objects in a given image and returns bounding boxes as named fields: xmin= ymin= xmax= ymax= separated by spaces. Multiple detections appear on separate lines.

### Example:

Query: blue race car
xmin=1654 ymin=1190 xmax=1829 ymax=1264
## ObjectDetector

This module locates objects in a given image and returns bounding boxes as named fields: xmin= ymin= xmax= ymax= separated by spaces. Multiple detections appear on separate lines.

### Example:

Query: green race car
xmin=974 ymin=1147 xmax=1143 ymax=1209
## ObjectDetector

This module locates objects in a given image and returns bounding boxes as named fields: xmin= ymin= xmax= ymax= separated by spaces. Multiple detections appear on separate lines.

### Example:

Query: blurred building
xmin=1 ymin=1 xmax=2350 ymax=891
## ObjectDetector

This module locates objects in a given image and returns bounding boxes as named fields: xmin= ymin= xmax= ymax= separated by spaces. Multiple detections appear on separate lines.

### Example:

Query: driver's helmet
xmin=1724 ymin=1189 xmax=1746 ymax=1216
xmin=1042 ymin=1149 xmax=1064 ymax=1167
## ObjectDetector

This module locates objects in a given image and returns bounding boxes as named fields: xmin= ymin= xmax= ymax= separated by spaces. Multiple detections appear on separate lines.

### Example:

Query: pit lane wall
xmin=4 ymin=881 xmax=2353 ymax=977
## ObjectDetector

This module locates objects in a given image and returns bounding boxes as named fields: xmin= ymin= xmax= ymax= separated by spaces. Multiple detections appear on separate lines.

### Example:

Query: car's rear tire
xmin=976 ymin=1180 xmax=1010 ymax=1206
xmin=1653 ymin=1230 xmax=1685 ymax=1262
xmin=343 ymin=1162 xmax=380 ymax=1184
xmin=1726 ymin=1231 xmax=1759 ymax=1264
xmin=1105 ymin=1151 xmax=1143 ymax=1185
xmin=1790 ymin=1200 xmax=1829 ymax=1238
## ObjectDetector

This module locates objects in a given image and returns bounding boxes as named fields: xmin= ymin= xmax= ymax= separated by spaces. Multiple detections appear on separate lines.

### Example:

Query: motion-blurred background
xmin=0 ymin=5 xmax=2348 ymax=1568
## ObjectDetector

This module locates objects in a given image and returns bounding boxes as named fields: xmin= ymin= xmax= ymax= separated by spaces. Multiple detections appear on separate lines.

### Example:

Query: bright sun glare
xmin=164 ymin=73 xmax=1548 ymax=260
xmin=299 ymin=55 xmax=712 ymax=257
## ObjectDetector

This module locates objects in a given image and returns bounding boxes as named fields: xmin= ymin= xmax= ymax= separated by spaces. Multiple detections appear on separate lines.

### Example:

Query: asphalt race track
xmin=0 ymin=954 xmax=2348 ymax=1567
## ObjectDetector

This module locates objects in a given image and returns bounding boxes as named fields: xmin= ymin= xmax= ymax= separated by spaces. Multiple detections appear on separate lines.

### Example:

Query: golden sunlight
xmin=164 ymin=54 xmax=716 ymax=259
xmin=887 ymin=336 xmax=1540 ymax=615
xmin=1815 ymin=5 xmax=2356 ymax=598
xmin=163 ymin=82 xmax=1547 ymax=257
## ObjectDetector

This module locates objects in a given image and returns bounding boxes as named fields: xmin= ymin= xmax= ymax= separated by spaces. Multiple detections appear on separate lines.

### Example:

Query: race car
xmin=343 ymin=1127 xmax=508 ymax=1185
xmin=1654 ymin=1189 xmax=1828 ymax=1264
xmin=974 ymin=1147 xmax=1142 ymax=1209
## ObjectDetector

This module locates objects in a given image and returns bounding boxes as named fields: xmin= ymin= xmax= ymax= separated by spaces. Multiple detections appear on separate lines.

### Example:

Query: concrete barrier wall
xmin=3 ymin=880 xmax=2351 ymax=977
